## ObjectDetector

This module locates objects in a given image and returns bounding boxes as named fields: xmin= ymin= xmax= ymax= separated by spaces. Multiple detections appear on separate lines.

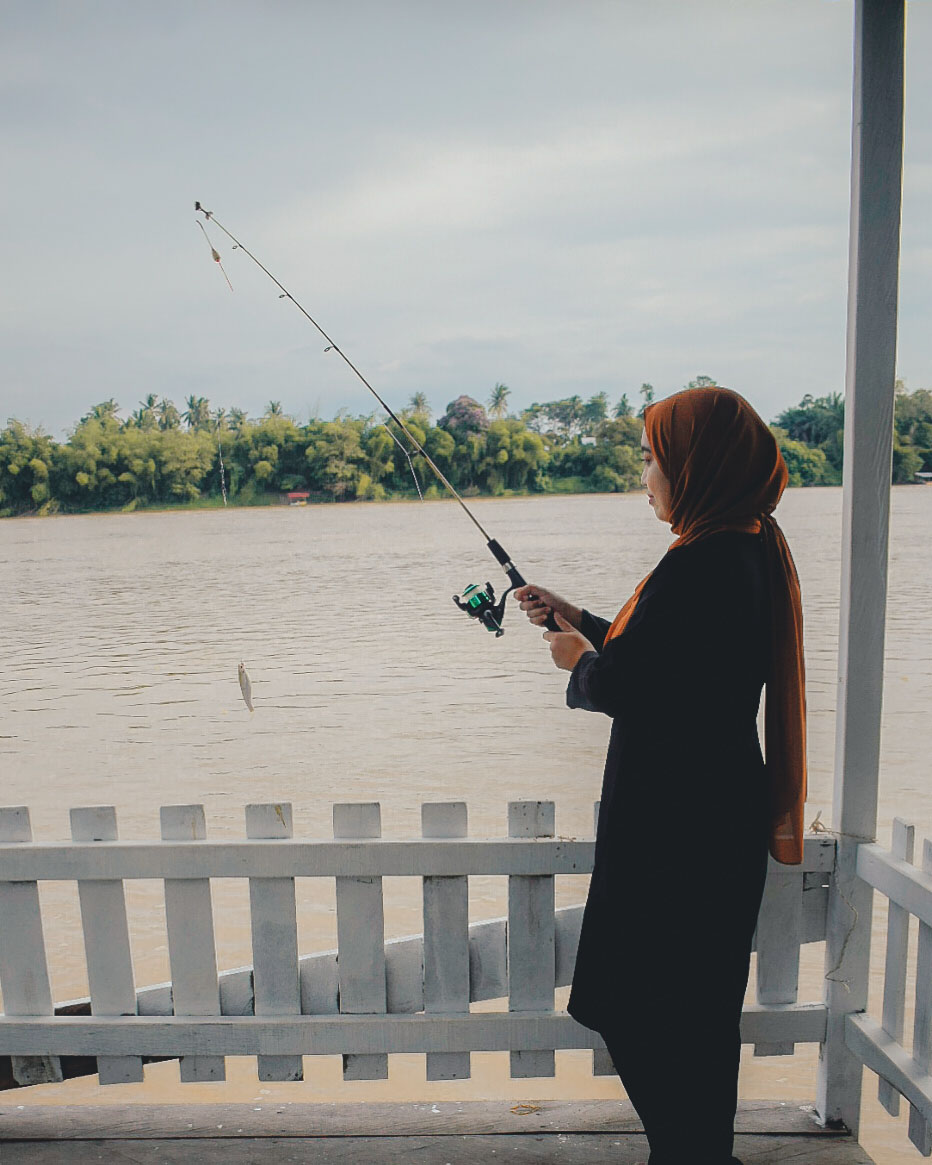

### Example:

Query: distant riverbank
xmin=3 ymin=386 xmax=929 ymax=517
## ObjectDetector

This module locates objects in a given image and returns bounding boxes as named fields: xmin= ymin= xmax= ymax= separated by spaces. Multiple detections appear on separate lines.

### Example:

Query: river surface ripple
xmin=1 ymin=488 xmax=929 ymax=1164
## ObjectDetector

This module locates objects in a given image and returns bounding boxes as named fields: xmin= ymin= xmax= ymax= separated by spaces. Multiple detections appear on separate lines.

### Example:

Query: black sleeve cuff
xmin=579 ymin=609 xmax=611 ymax=652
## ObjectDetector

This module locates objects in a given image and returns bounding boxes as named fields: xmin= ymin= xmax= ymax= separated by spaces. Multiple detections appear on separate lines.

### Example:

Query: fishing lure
xmin=196 ymin=219 xmax=234 ymax=292
xmin=194 ymin=202 xmax=556 ymax=636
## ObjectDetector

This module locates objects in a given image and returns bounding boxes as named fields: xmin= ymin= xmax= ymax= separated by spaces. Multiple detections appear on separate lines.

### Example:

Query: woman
xmin=515 ymin=386 xmax=806 ymax=1165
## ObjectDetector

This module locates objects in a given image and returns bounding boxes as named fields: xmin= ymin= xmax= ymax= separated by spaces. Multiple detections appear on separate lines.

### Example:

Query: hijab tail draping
xmin=760 ymin=514 xmax=807 ymax=865
xmin=602 ymin=387 xmax=808 ymax=865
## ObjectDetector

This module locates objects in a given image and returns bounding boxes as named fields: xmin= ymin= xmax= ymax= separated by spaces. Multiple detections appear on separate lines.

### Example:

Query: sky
xmin=2 ymin=0 xmax=930 ymax=438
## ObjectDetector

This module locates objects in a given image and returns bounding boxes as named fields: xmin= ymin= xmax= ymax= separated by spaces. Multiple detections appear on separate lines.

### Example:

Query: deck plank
xmin=0 ymin=1100 xmax=874 ymax=1163
xmin=0 ymin=1131 xmax=877 ymax=1163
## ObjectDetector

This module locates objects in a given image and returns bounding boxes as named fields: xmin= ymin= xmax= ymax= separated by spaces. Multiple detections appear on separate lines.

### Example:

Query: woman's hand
xmin=513 ymin=585 xmax=582 ymax=630
xmin=544 ymin=612 xmax=595 ymax=672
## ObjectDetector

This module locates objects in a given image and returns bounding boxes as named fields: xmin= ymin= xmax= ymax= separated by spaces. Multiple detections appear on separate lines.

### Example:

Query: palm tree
xmin=157 ymin=399 xmax=181 ymax=430
xmin=82 ymin=399 xmax=120 ymax=424
xmin=213 ymin=407 xmax=227 ymax=431
xmin=408 ymin=392 xmax=430 ymax=420
xmin=228 ymin=407 xmax=249 ymax=433
xmin=133 ymin=393 xmax=159 ymax=430
xmin=183 ymin=395 xmax=212 ymax=431
xmin=614 ymin=394 xmax=633 ymax=418
xmin=265 ymin=400 xmax=284 ymax=418
xmin=488 ymin=383 xmax=511 ymax=420
xmin=637 ymin=383 xmax=655 ymax=417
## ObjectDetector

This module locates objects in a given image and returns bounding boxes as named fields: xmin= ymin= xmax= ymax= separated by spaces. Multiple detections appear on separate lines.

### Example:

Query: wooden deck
xmin=0 ymin=1100 xmax=876 ymax=1163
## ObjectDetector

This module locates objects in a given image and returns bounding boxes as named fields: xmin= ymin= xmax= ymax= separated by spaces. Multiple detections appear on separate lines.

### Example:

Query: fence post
xmin=161 ymin=804 xmax=224 ymax=1082
xmin=334 ymin=802 xmax=387 ymax=1080
xmin=816 ymin=0 xmax=905 ymax=1136
xmin=422 ymin=801 xmax=470 ymax=1081
xmin=246 ymin=802 xmax=302 ymax=1081
xmin=907 ymin=841 xmax=932 ymax=1154
xmin=878 ymin=819 xmax=914 ymax=1115
xmin=0 ymin=807 xmax=62 ymax=1087
xmin=71 ymin=806 xmax=143 ymax=1085
xmin=508 ymin=800 xmax=555 ymax=1078
xmin=755 ymin=868 xmax=804 ymax=1056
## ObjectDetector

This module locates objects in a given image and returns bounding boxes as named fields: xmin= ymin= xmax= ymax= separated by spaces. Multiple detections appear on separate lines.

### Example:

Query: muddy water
xmin=1 ymin=488 xmax=929 ymax=1164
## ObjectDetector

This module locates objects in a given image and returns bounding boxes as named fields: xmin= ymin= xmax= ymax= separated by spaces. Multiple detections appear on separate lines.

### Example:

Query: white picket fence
xmin=844 ymin=820 xmax=932 ymax=1156
xmin=0 ymin=799 xmax=834 ymax=1093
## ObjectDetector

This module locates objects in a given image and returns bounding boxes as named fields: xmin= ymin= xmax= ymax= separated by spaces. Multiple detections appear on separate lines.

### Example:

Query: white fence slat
xmin=0 ymin=808 xmax=62 ymax=1087
xmin=508 ymin=801 xmax=555 ymax=1079
xmin=879 ymin=819 xmax=915 ymax=1115
xmin=70 ymin=807 xmax=143 ymax=1085
xmin=334 ymin=802 xmax=387 ymax=1081
xmin=245 ymin=803 xmax=302 ymax=1082
xmin=909 ymin=839 xmax=932 ymax=1156
xmin=422 ymin=802 xmax=469 ymax=1081
xmin=161 ymin=805 xmax=224 ymax=1083
xmin=754 ymin=869 xmax=804 ymax=1056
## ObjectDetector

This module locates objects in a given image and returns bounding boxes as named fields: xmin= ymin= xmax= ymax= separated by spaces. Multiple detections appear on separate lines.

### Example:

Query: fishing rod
xmin=194 ymin=201 xmax=557 ymax=636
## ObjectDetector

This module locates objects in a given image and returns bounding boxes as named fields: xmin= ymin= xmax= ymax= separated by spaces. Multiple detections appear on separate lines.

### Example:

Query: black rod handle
xmin=486 ymin=539 xmax=559 ymax=632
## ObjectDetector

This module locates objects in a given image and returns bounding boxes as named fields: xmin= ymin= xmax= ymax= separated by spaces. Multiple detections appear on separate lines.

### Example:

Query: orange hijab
xmin=605 ymin=387 xmax=806 ymax=865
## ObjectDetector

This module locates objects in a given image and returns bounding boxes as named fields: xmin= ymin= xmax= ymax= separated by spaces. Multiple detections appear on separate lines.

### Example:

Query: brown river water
xmin=1 ymin=488 xmax=930 ymax=1163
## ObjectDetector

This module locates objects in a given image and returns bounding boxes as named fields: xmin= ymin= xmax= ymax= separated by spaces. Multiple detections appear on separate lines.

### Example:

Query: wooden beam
xmin=817 ymin=0 xmax=905 ymax=1137
xmin=0 ymin=834 xmax=835 ymax=881
xmin=0 ymin=1003 xmax=829 ymax=1058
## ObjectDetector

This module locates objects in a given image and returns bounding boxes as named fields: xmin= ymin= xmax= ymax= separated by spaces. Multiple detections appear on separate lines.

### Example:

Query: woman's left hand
xmin=543 ymin=612 xmax=595 ymax=671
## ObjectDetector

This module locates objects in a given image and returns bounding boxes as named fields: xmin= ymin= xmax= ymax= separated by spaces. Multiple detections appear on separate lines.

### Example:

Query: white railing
xmin=0 ymin=801 xmax=834 ymax=1092
xmin=846 ymin=819 xmax=932 ymax=1156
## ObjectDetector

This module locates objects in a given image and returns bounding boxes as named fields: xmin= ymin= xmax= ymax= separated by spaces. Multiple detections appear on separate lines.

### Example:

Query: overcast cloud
xmin=2 ymin=0 xmax=930 ymax=436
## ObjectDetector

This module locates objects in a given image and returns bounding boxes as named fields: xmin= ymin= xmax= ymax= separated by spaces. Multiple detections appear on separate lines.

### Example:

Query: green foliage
xmin=771 ymin=428 xmax=832 ymax=487
xmin=5 ymin=382 xmax=930 ymax=517
xmin=772 ymin=385 xmax=932 ymax=485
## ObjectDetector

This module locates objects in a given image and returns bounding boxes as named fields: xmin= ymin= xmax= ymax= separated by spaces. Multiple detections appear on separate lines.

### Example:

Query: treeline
xmin=772 ymin=383 xmax=932 ymax=486
xmin=1 ymin=380 xmax=930 ymax=516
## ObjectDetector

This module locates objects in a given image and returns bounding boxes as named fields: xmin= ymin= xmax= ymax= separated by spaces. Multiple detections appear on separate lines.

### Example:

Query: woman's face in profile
xmin=641 ymin=428 xmax=672 ymax=523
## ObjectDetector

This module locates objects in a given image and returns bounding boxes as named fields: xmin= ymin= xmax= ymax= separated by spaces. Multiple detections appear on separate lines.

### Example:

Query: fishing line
xmin=193 ymin=201 xmax=556 ymax=635
xmin=197 ymin=220 xmax=234 ymax=292
xmin=216 ymin=419 xmax=228 ymax=506
xmin=194 ymin=202 xmax=486 ymax=536
xmin=373 ymin=416 xmax=424 ymax=500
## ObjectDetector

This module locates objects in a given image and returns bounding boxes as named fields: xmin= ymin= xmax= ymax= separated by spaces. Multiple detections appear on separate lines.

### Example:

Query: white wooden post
xmin=161 ymin=805 xmax=224 ymax=1082
xmin=422 ymin=801 xmax=470 ymax=1081
xmin=508 ymin=800 xmax=555 ymax=1079
xmin=71 ymin=807 xmax=143 ymax=1085
xmin=907 ymin=840 xmax=932 ymax=1154
xmin=246 ymin=802 xmax=302 ymax=1081
xmin=334 ymin=802 xmax=387 ymax=1081
xmin=878 ymin=819 xmax=915 ymax=1115
xmin=754 ymin=869 xmax=804 ymax=1056
xmin=0 ymin=807 xmax=62 ymax=1086
xmin=816 ymin=0 xmax=905 ymax=1137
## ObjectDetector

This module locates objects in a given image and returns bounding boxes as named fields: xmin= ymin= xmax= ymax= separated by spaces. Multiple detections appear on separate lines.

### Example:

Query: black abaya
xmin=566 ymin=531 xmax=772 ymax=1164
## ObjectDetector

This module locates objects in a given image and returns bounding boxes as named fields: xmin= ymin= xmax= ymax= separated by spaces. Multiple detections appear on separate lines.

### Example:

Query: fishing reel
xmin=453 ymin=581 xmax=514 ymax=637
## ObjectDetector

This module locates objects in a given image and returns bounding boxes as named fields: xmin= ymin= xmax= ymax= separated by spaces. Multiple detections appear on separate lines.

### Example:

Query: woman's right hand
xmin=513 ymin=585 xmax=583 ymax=630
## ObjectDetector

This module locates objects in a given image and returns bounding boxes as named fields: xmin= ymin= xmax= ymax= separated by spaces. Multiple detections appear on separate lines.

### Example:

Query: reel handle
xmin=486 ymin=539 xmax=559 ymax=633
